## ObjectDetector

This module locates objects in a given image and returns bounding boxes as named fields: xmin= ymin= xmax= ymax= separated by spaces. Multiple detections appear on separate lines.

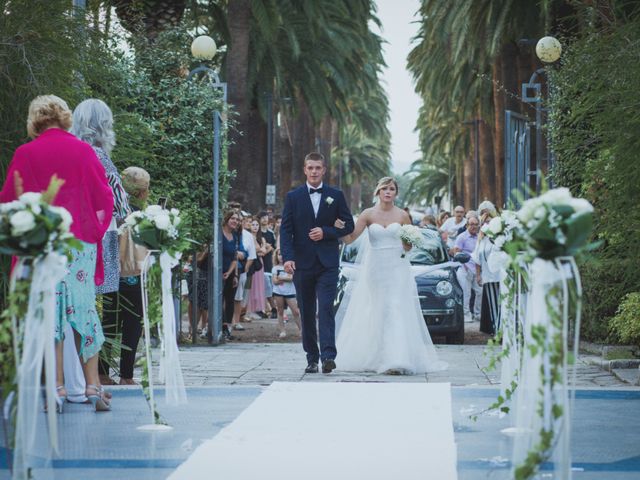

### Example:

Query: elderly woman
xmin=71 ymin=99 xmax=130 ymax=385
xmin=104 ymin=166 xmax=150 ymax=384
xmin=473 ymin=210 xmax=502 ymax=335
xmin=0 ymin=95 xmax=114 ymax=411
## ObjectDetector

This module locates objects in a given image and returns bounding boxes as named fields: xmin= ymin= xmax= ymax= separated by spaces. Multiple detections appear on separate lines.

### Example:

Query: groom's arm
xmin=321 ymin=191 xmax=354 ymax=240
xmin=280 ymin=192 xmax=295 ymax=262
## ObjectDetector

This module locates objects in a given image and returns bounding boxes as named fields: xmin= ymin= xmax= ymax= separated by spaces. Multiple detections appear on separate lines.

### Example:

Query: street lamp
xmin=522 ymin=35 xmax=561 ymax=193
xmin=187 ymin=35 xmax=227 ymax=345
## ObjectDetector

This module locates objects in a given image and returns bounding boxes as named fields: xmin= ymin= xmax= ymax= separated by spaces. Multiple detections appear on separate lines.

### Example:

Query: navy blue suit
xmin=280 ymin=184 xmax=354 ymax=364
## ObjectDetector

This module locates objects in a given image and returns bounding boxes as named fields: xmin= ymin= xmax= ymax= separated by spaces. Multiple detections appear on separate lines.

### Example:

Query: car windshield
xmin=408 ymin=228 xmax=449 ymax=265
xmin=341 ymin=227 xmax=448 ymax=265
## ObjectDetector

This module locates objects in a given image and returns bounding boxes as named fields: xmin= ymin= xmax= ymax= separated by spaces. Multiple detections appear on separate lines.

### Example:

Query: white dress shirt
xmin=307 ymin=181 xmax=323 ymax=217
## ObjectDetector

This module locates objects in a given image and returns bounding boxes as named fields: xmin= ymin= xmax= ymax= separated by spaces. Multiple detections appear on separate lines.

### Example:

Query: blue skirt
xmin=55 ymin=242 xmax=105 ymax=361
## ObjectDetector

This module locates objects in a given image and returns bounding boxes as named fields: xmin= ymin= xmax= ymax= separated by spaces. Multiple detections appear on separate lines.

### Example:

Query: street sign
xmin=265 ymin=184 xmax=276 ymax=205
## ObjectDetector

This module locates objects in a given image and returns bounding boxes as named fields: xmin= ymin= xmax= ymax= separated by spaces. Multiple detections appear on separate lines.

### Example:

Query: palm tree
xmin=331 ymin=124 xmax=390 ymax=210
xmin=403 ymin=155 xmax=452 ymax=208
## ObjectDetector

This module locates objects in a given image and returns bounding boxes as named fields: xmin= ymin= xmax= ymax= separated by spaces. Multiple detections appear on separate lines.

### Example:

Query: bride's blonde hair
xmin=374 ymin=176 xmax=399 ymax=197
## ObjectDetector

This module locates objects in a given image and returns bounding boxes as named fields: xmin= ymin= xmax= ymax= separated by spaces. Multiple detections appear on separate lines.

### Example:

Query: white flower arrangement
xmin=481 ymin=209 xmax=523 ymax=250
xmin=398 ymin=224 xmax=424 ymax=258
xmin=516 ymin=187 xmax=594 ymax=260
xmin=325 ymin=196 xmax=334 ymax=205
xmin=0 ymin=177 xmax=80 ymax=257
xmin=121 ymin=205 xmax=192 ymax=254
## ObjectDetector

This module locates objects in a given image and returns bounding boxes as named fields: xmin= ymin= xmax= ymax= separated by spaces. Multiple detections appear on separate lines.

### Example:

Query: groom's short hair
xmin=304 ymin=152 xmax=325 ymax=165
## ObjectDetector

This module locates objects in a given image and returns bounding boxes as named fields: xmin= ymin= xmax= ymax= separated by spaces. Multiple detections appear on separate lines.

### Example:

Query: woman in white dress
xmin=335 ymin=177 xmax=447 ymax=375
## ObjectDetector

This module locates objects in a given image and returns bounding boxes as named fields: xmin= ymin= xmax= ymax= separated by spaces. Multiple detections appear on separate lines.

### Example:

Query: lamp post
xmin=188 ymin=35 xmax=227 ymax=345
xmin=522 ymin=36 xmax=561 ymax=193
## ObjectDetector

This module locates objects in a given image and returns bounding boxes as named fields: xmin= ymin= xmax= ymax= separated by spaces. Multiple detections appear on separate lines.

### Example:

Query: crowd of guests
xmin=419 ymin=200 xmax=501 ymax=336
xmin=0 ymin=95 xmax=152 ymax=411
xmin=188 ymin=205 xmax=301 ymax=342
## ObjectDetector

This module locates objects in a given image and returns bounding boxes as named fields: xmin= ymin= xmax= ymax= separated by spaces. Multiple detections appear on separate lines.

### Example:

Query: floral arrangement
xmin=517 ymin=187 xmax=594 ymax=260
xmin=398 ymin=224 xmax=424 ymax=258
xmin=122 ymin=205 xmax=192 ymax=254
xmin=0 ymin=178 xmax=80 ymax=257
xmin=481 ymin=210 xmax=523 ymax=251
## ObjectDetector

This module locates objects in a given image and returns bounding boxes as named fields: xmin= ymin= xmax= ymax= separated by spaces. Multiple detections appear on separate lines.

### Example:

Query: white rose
xmin=49 ymin=206 xmax=73 ymax=231
xmin=154 ymin=213 xmax=171 ymax=231
xmin=488 ymin=216 xmax=503 ymax=235
xmin=517 ymin=198 xmax=540 ymax=223
xmin=570 ymin=198 xmax=594 ymax=214
xmin=172 ymin=215 xmax=181 ymax=226
xmin=494 ymin=236 xmax=506 ymax=249
xmin=170 ymin=208 xmax=179 ymax=216
xmin=540 ymin=187 xmax=572 ymax=205
xmin=10 ymin=210 xmax=36 ymax=235
xmin=19 ymin=191 xmax=42 ymax=206
xmin=125 ymin=214 xmax=138 ymax=226
xmin=145 ymin=205 xmax=163 ymax=217
xmin=0 ymin=200 xmax=24 ymax=213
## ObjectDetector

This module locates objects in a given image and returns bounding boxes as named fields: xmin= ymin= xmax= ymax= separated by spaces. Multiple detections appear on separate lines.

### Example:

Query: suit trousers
xmin=456 ymin=267 xmax=482 ymax=318
xmin=293 ymin=257 xmax=339 ymax=364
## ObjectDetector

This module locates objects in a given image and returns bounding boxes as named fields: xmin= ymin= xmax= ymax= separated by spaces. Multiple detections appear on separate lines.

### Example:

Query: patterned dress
xmin=93 ymin=147 xmax=130 ymax=294
xmin=55 ymin=242 xmax=105 ymax=361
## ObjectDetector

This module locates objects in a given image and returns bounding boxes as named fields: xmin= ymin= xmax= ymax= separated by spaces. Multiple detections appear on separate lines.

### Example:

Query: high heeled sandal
xmin=44 ymin=386 xmax=66 ymax=414
xmin=86 ymin=384 xmax=111 ymax=412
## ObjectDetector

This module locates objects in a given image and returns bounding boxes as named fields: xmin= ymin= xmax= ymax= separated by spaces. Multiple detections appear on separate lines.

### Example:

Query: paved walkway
xmin=170 ymin=343 xmax=632 ymax=388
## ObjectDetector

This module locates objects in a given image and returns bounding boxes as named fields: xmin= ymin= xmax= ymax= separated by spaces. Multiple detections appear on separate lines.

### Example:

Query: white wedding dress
xmin=336 ymin=223 xmax=447 ymax=374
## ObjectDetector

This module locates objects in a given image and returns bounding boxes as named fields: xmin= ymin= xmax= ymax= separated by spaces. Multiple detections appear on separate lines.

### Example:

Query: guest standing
xmin=71 ymin=99 xmax=131 ymax=385
xmin=257 ymin=211 xmax=277 ymax=318
xmin=473 ymin=212 xmax=502 ymax=335
xmin=102 ymin=167 xmax=150 ymax=384
xmin=246 ymin=217 xmax=266 ymax=316
xmin=0 ymin=95 xmax=114 ymax=410
xmin=221 ymin=210 xmax=240 ymax=338
xmin=452 ymin=213 xmax=482 ymax=323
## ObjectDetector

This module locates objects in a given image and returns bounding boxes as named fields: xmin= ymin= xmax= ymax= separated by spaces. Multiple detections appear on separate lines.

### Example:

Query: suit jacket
xmin=280 ymin=184 xmax=354 ymax=269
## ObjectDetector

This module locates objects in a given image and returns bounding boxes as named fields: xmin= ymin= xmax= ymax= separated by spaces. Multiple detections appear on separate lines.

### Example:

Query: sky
xmin=375 ymin=0 xmax=422 ymax=175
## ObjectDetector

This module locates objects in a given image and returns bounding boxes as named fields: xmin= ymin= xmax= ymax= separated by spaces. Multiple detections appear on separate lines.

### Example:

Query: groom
xmin=280 ymin=152 xmax=354 ymax=374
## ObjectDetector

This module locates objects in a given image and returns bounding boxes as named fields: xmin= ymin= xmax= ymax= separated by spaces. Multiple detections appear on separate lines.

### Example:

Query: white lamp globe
xmin=536 ymin=36 xmax=562 ymax=63
xmin=191 ymin=35 xmax=217 ymax=60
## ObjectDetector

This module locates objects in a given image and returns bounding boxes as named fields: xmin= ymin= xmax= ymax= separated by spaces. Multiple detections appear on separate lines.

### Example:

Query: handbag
xmin=248 ymin=256 xmax=263 ymax=276
xmin=119 ymin=225 xmax=148 ymax=277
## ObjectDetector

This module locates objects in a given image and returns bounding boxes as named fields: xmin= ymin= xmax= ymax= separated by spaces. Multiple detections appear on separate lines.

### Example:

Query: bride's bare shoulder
xmin=396 ymin=207 xmax=412 ymax=224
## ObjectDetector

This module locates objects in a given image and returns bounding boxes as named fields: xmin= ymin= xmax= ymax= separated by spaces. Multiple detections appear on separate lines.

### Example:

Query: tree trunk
xmin=350 ymin=177 xmax=361 ymax=212
xmin=290 ymin=94 xmax=316 ymax=188
xmin=274 ymin=105 xmax=293 ymax=210
xmin=226 ymin=0 xmax=252 ymax=209
xmin=478 ymin=117 xmax=495 ymax=206
xmin=463 ymin=145 xmax=474 ymax=210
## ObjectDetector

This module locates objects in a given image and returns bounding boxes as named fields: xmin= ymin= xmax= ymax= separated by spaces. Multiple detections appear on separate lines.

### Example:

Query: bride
xmin=335 ymin=177 xmax=447 ymax=375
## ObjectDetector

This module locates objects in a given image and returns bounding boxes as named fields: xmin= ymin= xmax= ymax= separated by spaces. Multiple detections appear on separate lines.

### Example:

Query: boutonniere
xmin=325 ymin=196 xmax=334 ymax=205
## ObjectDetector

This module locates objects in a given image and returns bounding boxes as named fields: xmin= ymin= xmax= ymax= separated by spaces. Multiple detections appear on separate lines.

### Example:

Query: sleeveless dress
xmin=336 ymin=223 xmax=447 ymax=374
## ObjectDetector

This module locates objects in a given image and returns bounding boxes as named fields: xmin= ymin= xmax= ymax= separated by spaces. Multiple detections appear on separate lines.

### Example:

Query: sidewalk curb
xmin=582 ymin=355 xmax=640 ymax=385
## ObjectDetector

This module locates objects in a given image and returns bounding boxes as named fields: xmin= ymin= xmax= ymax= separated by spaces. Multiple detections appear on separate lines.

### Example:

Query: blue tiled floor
xmin=1 ymin=387 xmax=639 ymax=479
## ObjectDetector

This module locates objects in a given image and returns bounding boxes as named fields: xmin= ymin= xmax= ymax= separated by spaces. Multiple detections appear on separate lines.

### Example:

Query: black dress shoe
xmin=322 ymin=359 xmax=336 ymax=374
xmin=305 ymin=362 xmax=319 ymax=374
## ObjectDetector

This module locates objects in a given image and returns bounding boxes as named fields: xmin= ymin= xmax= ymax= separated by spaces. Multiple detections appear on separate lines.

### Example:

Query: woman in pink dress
xmin=246 ymin=217 xmax=266 ymax=315
xmin=0 ymin=95 xmax=114 ymax=411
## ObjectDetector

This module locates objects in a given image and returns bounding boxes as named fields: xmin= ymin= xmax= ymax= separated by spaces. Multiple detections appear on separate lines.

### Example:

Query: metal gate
xmin=504 ymin=110 xmax=532 ymax=208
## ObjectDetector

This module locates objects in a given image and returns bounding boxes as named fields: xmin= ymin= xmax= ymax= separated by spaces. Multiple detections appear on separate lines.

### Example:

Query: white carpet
xmin=169 ymin=382 xmax=457 ymax=480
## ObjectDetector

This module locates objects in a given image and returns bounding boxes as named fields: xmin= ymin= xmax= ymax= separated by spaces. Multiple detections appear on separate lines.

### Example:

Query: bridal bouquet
xmin=398 ymin=224 xmax=424 ymax=258
xmin=0 ymin=179 xmax=80 ymax=258
xmin=122 ymin=205 xmax=192 ymax=255
xmin=516 ymin=187 xmax=594 ymax=260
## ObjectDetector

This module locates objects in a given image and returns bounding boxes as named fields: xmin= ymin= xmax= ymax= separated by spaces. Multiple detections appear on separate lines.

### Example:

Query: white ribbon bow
xmin=13 ymin=252 xmax=68 ymax=480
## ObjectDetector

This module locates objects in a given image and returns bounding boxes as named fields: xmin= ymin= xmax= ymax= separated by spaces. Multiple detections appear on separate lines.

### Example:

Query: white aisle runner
xmin=170 ymin=382 xmax=457 ymax=480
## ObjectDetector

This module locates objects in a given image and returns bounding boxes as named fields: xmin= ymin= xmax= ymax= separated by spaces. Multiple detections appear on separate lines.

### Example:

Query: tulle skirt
xmin=336 ymin=244 xmax=447 ymax=374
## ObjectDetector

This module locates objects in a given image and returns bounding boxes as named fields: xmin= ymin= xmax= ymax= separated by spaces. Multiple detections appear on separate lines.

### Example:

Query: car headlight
xmin=445 ymin=298 xmax=456 ymax=308
xmin=436 ymin=280 xmax=453 ymax=296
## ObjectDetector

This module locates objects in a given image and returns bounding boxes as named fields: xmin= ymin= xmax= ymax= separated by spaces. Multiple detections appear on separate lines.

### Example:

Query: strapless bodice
xmin=367 ymin=222 xmax=402 ymax=249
